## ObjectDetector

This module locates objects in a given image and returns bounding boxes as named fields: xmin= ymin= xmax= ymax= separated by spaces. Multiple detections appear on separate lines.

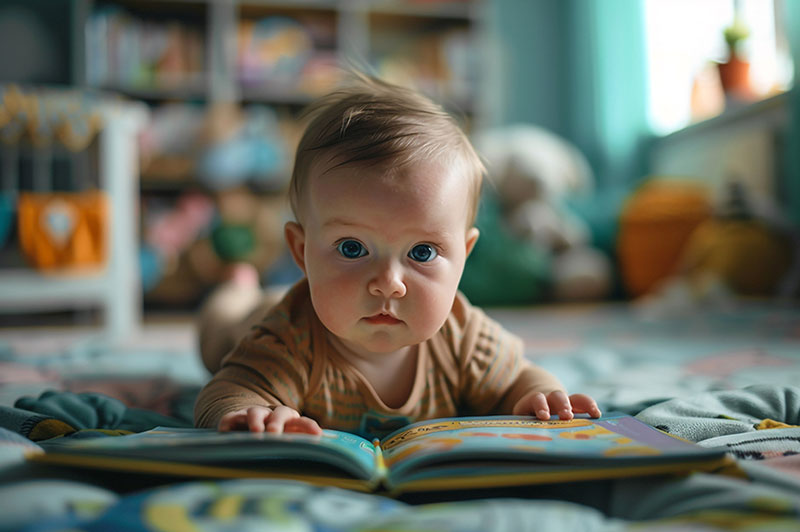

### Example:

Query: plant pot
xmin=717 ymin=54 xmax=754 ymax=101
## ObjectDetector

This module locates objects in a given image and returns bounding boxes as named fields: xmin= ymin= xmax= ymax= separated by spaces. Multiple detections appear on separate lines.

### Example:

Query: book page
xmin=380 ymin=415 xmax=723 ymax=482
xmin=40 ymin=427 xmax=379 ymax=482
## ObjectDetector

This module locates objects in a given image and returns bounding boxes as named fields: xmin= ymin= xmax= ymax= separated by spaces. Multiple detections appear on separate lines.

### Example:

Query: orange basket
xmin=17 ymin=191 xmax=109 ymax=270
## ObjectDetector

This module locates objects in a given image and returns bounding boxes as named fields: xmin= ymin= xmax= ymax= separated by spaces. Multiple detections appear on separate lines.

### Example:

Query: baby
xmin=194 ymin=74 xmax=601 ymax=439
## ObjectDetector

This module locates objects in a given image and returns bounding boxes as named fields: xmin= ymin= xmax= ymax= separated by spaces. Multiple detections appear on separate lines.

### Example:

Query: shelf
xmin=140 ymin=178 xmax=204 ymax=193
xmin=649 ymin=91 xmax=790 ymax=210
xmin=95 ymin=81 xmax=209 ymax=102
xmin=0 ymin=268 xmax=114 ymax=312
xmin=237 ymin=87 xmax=319 ymax=106
xmin=657 ymin=91 xmax=790 ymax=146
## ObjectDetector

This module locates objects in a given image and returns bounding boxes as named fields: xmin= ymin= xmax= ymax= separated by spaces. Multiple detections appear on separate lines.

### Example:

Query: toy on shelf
xmin=140 ymin=102 xmax=292 ymax=191
xmin=237 ymin=12 xmax=340 ymax=98
xmin=85 ymin=7 xmax=205 ymax=91
xmin=142 ymin=187 xmax=288 ymax=308
xmin=17 ymin=191 xmax=108 ymax=270
xmin=237 ymin=16 xmax=313 ymax=90
xmin=141 ymin=192 xmax=215 ymax=293
xmin=138 ymin=103 xmax=206 ymax=183
xmin=197 ymin=104 xmax=289 ymax=191
xmin=376 ymin=27 xmax=475 ymax=108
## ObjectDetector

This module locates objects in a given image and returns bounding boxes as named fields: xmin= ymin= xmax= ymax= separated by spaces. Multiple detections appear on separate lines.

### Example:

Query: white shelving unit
xmin=0 ymin=99 xmax=148 ymax=341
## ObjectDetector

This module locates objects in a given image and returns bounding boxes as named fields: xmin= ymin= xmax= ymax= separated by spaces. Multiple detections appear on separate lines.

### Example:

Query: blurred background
xmin=0 ymin=0 xmax=798 ymax=334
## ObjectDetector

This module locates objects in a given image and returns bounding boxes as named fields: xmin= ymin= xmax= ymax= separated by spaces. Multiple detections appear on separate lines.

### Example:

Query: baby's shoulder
xmin=437 ymin=293 xmax=522 ymax=362
xmin=436 ymin=292 xmax=484 ymax=356
xmin=235 ymin=281 xmax=317 ymax=359
xmin=442 ymin=291 xmax=495 ymax=336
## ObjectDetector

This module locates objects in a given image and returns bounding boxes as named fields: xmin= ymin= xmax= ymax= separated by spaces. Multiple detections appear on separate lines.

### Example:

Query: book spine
xmin=373 ymin=438 xmax=388 ymax=484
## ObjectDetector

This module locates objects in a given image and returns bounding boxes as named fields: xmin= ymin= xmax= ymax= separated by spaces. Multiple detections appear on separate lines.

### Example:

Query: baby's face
xmin=291 ymin=159 xmax=479 ymax=358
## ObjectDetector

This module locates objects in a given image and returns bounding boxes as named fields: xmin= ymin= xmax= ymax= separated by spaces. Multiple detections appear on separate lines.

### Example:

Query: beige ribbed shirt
xmin=194 ymin=280 xmax=563 ymax=439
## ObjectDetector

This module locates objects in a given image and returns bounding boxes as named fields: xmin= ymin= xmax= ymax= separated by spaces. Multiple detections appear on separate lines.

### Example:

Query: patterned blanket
xmin=2 ymin=301 xmax=800 ymax=531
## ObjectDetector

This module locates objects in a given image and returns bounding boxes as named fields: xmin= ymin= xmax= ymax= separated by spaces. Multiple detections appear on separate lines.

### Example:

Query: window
xmin=644 ymin=0 xmax=793 ymax=135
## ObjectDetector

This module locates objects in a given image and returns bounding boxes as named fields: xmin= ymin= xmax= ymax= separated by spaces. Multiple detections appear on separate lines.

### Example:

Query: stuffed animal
xmin=473 ymin=125 xmax=611 ymax=302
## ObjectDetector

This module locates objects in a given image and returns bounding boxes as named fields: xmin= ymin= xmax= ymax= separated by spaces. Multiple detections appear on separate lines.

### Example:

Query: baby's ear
xmin=465 ymin=227 xmax=480 ymax=257
xmin=284 ymin=222 xmax=307 ymax=274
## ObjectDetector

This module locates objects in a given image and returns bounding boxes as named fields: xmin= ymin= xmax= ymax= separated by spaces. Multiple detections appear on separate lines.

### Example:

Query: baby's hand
xmin=512 ymin=390 xmax=601 ymax=421
xmin=218 ymin=405 xmax=323 ymax=435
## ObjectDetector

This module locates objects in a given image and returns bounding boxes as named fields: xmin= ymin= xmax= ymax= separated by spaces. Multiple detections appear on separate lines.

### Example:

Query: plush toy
xmin=471 ymin=125 xmax=611 ymax=302
xmin=142 ymin=187 xmax=288 ymax=307
xmin=197 ymin=104 xmax=289 ymax=191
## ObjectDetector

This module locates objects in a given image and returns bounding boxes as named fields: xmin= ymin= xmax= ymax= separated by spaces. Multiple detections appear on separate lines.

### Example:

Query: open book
xmin=30 ymin=414 xmax=730 ymax=494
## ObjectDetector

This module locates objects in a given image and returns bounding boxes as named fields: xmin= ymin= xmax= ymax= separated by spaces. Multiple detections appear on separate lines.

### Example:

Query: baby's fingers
xmin=218 ymin=411 xmax=248 ymax=432
xmin=512 ymin=391 xmax=550 ymax=419
xmin=219 ymin=407 xmax=272 ymax=432
xmin=546 ymin=390 xmax=574 ymax=420
xmin=265 ymin=405 xmax=303 ymax=434
xmin=284 ymin=415 xmax=323 ymax=435
xmin=245 ymin=406 xmax=274 ymax=432
xmin=568 ymin=393 xmax=602 ymax=418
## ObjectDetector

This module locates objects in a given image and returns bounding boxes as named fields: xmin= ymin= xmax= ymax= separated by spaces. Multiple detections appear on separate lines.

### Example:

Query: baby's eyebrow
xmin=322 ymin=218 xmax=451 ymax=242
xmin=322 ymin=217 xmax=367 ymax=229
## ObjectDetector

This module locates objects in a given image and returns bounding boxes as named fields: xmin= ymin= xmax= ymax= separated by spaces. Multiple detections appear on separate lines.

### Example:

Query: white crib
xmin=0 ymin=88 xmax=147 ymax=341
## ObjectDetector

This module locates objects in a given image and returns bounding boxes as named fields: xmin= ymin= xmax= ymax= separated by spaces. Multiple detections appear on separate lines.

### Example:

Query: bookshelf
xmin=79 ymin=0 xmax=484 ymax=111
xmin=1 ymin=0 xmax=488 ymax=313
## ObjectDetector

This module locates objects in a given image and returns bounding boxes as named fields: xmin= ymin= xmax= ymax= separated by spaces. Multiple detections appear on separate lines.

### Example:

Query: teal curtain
xmin=564 ymin=0 xmax=650 ymax=188
xmin=786 ymin=0 xmax=800 ymax=225
xmin=487 ymin=0 xmax=651 ymax=188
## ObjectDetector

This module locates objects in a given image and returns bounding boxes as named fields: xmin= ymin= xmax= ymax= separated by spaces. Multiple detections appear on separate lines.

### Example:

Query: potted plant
xmin=717 ymin=18 xmax=754 ymax=101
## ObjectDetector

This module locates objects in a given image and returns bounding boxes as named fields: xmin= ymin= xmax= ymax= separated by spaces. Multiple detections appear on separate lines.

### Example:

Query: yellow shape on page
xmin=603 ymin=445 xmax=662 ymax=457
xmin=558 ymin=425 xmax=617 ymax=440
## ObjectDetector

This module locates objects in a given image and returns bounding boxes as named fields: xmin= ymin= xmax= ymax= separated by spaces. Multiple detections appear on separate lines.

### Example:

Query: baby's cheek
xmin=407 ymin=290 xmax=453 ymax=338
xmin=310 ymin=280 xmax=359 ymax=332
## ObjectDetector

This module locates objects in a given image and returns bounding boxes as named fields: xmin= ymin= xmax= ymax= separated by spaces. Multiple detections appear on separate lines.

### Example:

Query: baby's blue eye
xmin=408 ymin=244 xmax=437 ymax=263
xmin=337 ymin=240 xmax=367 ymax=259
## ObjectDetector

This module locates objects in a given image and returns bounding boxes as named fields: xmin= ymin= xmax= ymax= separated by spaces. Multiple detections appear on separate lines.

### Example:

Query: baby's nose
xmin=368 ymin=261 xmax=406 ymax=298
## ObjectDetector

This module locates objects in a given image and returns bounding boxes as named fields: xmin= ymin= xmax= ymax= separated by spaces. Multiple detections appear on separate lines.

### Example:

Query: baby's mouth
xmin=363 ymin=313 xmax=402 ymax=325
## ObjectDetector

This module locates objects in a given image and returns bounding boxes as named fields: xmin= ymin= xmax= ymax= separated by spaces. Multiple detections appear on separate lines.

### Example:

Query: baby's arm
xmin=195 ymin=378 xmax=323 ymax=435
xmin=453 ymin=297 xmax=602 ymax=421
xmin=194 ymin=330 xmax=322 ymax=434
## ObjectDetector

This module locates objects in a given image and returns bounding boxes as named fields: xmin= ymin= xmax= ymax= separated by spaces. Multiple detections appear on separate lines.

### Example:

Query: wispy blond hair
xmin=289 ymin=74 xmax=484 ymax=226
